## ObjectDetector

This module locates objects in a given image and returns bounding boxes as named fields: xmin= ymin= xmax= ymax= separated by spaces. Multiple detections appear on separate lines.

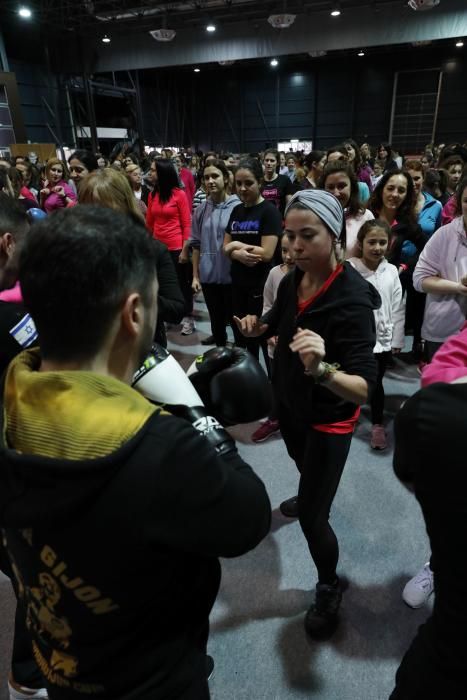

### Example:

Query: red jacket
xmin=146 ymin=188 xmax=191 ymax=251
xmin=179 ymin=168 xmax=195 ymax=208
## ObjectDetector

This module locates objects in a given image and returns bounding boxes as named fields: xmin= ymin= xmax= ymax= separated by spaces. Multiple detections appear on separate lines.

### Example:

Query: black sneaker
xmin=205 ymin=655 xmax=214 ymax=680
xmin=279 ymin=495 xmax=299 ymax=518
xmin=201 ymin=335 xmax=216 ymax=346
xmin=304 ymin=581 xmax=342 ymax=639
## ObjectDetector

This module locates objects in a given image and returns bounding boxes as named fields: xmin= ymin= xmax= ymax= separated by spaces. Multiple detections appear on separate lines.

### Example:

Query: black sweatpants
xmin=231 ymin=282 xmax=270 ymax=374
xmin=370 ymin=351 xmax=392 ymax=425
xmin=279 ymin=416 xmax=353 ymax=584
xmin=201 ymin=283 xmax=234 ymax=347
xmin=169 ymin=250 xmax=193 ymax=317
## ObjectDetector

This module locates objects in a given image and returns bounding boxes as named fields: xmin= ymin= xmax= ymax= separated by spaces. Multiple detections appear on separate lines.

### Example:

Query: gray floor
xmin=0 ymin=297 xmax=431 ymax=699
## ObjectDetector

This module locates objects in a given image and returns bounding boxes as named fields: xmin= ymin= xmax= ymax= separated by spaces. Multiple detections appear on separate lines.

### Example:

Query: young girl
xmin=349 ymin=219 xmax=405 ymax=450
xmin=251 ymin=236 xmax=295 ymax=442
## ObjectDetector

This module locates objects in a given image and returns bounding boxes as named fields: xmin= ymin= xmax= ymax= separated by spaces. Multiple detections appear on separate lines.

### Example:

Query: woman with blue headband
xmin=235 ymin=188 xmax=380 ymax=640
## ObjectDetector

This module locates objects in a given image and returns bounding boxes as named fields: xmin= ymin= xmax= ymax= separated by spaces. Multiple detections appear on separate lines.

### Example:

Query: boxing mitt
xmin=187 ymin=346 xmax=273 ymax=426
xmin=132 ymin=344 xmax=235 ymax=457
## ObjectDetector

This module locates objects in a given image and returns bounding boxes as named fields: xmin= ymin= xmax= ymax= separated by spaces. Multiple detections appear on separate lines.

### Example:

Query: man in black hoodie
xmin=0 ymin=206 xmax=271 ymax=700
xmin=0 ymin=194 xmax=45 ymax=698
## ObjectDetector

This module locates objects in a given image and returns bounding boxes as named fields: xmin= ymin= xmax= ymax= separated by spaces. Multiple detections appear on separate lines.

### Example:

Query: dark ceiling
xmin=1 ymin=0 xmax=405 ymax=37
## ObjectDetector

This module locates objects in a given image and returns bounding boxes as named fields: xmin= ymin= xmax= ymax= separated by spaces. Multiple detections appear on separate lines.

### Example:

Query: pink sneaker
xmin=370 ymin=424 xmax=387 ymax=450
xmin=251 ymin=419 xmax=280 ymax=443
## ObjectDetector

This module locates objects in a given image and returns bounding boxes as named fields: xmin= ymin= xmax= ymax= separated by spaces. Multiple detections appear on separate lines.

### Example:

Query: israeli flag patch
xmin=10 ymin=313 xmax=38 ymax=348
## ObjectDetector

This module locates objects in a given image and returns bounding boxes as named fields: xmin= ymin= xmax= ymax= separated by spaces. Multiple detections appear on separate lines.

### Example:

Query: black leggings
xmin=371 ymin=351 xmax=391 ymax=425
xmin=280 ymin=416 xmax=353 ymax=584
xmin=169 ymin=250 xmax=193 ymax=317
xmin=231 ymin=282 xmax=270 ymax=373
xmin=201 ymin=283 xmax=233 ymax=346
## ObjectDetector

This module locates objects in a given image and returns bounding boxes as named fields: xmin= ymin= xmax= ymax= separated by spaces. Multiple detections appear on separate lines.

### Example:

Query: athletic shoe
xmin=251 ymin=419 xmax=280 ymax=443
xmin=180 ymin=317 xmax=196 ymax=335
xmin=206 ymin=655 xmax=214 ymax=680
xmin=201 ymin=335 xmax=215 ymax=346
xmin=304 ymin=580 xmax=343 ymax=639
xmin=279 ymin=495 xmax=299 ymax=518
xmin=8 ymin=677 xmax=48 ymax=699
xmin=402 ymin=562 xmax=434 ymax=608
xmin=370 ymin=424 xmax=387 ymax=450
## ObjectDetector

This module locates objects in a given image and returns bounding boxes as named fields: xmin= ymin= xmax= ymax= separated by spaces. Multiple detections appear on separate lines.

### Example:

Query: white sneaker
xmin=402 ymin=562 xmax=434 ymax=608
xmin=180 ymin=317 xmax=195 ymax=335
xmin=8 ymin=678 xmax=48 ymax=699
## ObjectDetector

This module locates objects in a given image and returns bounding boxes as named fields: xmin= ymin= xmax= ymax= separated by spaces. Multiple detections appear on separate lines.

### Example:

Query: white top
xmin=413 ymin=217 xmax=467 ymax=342
xmin=345 ymin=208 xmax=375 ymax=259
xmin=263 ymin=264 xmax=289 ymax=358
xmin=349 ymin=257 xmax=405 ymax=352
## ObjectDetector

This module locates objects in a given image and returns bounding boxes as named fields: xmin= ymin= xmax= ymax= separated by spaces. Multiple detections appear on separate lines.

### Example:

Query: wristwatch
xmin=304 ymin=361 xmax=340 ymax=383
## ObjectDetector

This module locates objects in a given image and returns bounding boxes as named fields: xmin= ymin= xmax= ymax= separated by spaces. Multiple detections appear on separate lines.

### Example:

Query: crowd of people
xmin=0 ymin=136 xmax=467 ymax=699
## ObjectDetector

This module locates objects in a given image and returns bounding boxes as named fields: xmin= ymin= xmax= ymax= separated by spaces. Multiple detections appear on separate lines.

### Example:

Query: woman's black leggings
xmin=231 ymin=282 xmax=270 ymax=374
xmin=371 ymin=351 xmax=391 ymax=425
xmin=201 ymin=282 xmax=233 ymax=346
xmin=280 ymin=416 xmax=353 ymax=585
xmin=169 ymin=249 xmax=193 ymax=317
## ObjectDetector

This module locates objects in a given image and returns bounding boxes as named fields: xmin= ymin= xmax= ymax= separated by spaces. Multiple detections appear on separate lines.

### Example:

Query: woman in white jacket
xmin=413 ymin=176 xmax=467 ymax=363
xmin=349 ymin=219 xmax=405 ymax=450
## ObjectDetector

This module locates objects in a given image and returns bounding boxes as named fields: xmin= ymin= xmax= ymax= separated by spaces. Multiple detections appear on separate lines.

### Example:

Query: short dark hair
xmin=327 ymin=144 xmax=348 ymax=160
xmin=19 ymin=206 xmax=157 ymax=361
xmin=68 ymin=150 xmax=99 ymax=172
xmin=304 ymin=150 xmax=326 ymax=170
xmin=0 ymin=193 xmax=29 ymax=238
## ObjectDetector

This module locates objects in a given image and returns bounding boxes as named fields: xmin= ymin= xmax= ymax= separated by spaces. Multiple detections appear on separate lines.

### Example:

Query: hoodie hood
xmin=0 ymin=349 xmax=157 ymax=528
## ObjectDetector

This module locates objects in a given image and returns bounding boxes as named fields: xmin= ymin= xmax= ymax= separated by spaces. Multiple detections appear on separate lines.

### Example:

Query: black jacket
xmin=0 ymin=409 xmax=271 ymax=699
xmin=393 ymin=382 xmax=467 ymax=695
xmin=262 ymin=262 xmax=380 ymax=425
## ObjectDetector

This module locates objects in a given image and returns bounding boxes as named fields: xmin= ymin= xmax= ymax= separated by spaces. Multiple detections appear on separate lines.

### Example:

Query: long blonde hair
xmin=78 ymin=168 xmax=144 ymax=222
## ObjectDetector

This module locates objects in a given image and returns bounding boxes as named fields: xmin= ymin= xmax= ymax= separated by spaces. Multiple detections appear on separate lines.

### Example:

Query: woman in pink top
xmin=146 ymin=158 xmax=195 ymax=334
xmin=40 ymin=158 xmax=76 ymax=213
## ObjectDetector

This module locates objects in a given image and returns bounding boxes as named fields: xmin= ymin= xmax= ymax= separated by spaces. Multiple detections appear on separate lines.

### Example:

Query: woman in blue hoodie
xmin=191 ymin=159 xmax=240 ymax=346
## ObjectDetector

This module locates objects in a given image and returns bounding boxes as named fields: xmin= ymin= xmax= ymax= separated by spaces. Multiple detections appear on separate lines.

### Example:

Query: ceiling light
xmin=331 ymin=4 xmax=341 ymax=17
xmin=102 ymin=35 xmax=111 ymax=43
xmin=456 ymin=40 xmax=464 ymax=47
xmin=18 ymin=6 xmax=32 ymax=18
xmin=206 ymin=23 xmax=216 ymax=32
xmin=270 ymin=58 xmax=279 ymax=67
xmin=408 ymin=0 xmax=440 ymax=11
xmin=358 ymin=50 xmax=365 ymax=56
xmin=194 ymin=68 xmax=200 ymax=73
xmin=268 ymin=14 xmax=296 ymax=29
xmin=149 ymin=29 xmax=176 ymax=42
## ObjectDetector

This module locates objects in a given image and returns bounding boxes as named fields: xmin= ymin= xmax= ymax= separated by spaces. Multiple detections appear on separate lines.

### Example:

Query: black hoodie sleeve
xmin=332 ymin=303 xmax=378 ymax=399
xmin=140 ymin=417 xmax=271 ymax=558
